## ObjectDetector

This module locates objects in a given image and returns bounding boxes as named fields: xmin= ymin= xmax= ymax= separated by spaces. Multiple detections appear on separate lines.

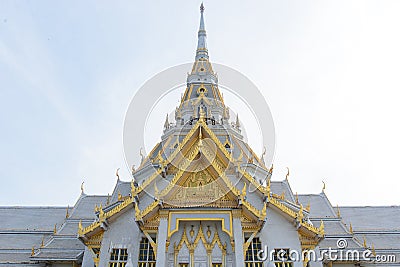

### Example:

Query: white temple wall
xmin=260 ymin=207 xmax=303 ymax=267
xmin=98 ymin=209 xmax=141 ymax=267
xmin=81 ymin=246 xmax=95 ymax=267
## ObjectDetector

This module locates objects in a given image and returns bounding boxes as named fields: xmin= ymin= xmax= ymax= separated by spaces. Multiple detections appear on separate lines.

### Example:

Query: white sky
xmin=1 ymin=1 xmax=399 ymax=206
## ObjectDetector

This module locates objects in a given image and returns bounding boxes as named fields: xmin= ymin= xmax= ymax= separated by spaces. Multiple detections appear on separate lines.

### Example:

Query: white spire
xmin=196 ymin=3 xmax=208 ymax=61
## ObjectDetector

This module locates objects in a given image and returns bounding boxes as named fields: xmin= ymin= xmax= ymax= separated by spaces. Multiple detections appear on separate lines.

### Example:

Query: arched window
xmin=138 ymin=237 xmax=156 ymax=267
xmin=244 ymin=237 xmax=264 ymax=267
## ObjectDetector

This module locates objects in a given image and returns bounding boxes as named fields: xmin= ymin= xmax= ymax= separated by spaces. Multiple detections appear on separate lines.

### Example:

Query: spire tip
xmin=200 ymin=3 xmax=205 ymax=13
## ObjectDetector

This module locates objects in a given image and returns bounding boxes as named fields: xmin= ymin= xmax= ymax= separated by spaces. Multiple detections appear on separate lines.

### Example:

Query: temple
xmin=1 ymin=4 xmax=399 ymax=267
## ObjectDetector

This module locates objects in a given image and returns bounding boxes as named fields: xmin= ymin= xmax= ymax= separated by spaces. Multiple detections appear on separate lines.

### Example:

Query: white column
xmin=232 ymin=211 xmax=245 ymax=267
xmin=156 ymin=217 xmax=168 ymax=267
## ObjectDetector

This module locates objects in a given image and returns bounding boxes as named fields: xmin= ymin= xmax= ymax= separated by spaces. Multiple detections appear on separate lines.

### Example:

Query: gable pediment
xmin=162 ymin=166 xmax=238 ymax=208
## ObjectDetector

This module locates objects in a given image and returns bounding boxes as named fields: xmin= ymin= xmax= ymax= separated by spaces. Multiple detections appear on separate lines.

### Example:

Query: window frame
xmin=138 ymin=237 xmax=156 ymax=267
xmin=244 ymin=237 xmax=264 ymax=267
xmin=108 ymin=248 xmax=128 ymax=267
xmin=273 ymin=248 xmax=293 ymax=267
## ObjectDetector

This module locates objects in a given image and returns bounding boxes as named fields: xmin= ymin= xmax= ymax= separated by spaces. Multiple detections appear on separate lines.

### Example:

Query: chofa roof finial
xmin=116 ymin=168 xmax=120 ymax=180
xmin=285 ymin=167 xmax=290 ymax=181
xmin=260 ymin=147 xmax=266 ymax=164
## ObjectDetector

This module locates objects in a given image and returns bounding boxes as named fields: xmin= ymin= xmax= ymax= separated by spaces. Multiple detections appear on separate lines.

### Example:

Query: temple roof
xmin=0 ymin=195 xmax=108 ymax=264
xmin=298 ymin=193 xmax=337 ymax=218
xmin=0 ymin=206 xmax=67 ymax=231
xmin=340 ymin=206 xmax=400 ymax=231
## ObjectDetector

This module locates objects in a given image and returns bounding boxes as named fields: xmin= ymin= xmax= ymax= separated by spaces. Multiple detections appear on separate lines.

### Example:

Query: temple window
xmin=273 ymin=248 xmax=293 ymax=267
xmin=108 ymin=248 xmax=128 ymax=267
xmin=138 ymin=237 xmax=156 ymax=267
xmin=244 ymin=237 xmax=264 ymax=267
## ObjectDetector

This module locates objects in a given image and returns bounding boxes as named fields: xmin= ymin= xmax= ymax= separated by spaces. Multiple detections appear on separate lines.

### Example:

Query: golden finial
xmin=118 ymin=191 xmax=122 ymax=201
xmin=242 ymin=183 xmax=247 ymax=199
xmin=134 ymin=203 xmax=141 ymax=219
xmin=269 ymin=164 xmax=274 ymax=173
xmin=372 ymin=243 xmax=376 ymax=256
xmin=65 ymin=206 xmax=69 ymax=218
xmin=322 ymin=181 xmax=326 ymax=193
xmin=106 ymin=193 xmax=110 ymax=205
xmin=266 ymin=178 xmax=271 ymax=195
xmin=298 ymin=204 xmax=304 ymax=222
xmin=41 ymin=236 xmax=45 ymax=248
xmin=349 ymin=222 xmax=354 ymax=234
xmin=206 ymin=226 xmax=211 ymax=238
xmin=31 ymin=246 xmax=35 ymax=256
xmin=199 ymin=106 xmax=206 ymax=120
xmin=261 ymin=202 xmax=267 ymax=219
xmin=80 ymin=181 xmax=85 ymax=194
xmin=78 ymin=220 xmax=83 ymax=232
xmin=115 ymin=168 xmax=120 ymax=180
xmin=182 ymin=224 xmax=187 ymax=237
xmin=198 ymin=128 xmax=203 ymax=152
xmin=319 ymin=220 xmax=325 ymax=235
xmin=199 ymin=125 xmax=203 ymax=139
xmin=280 ymin=191 xmax=285 ymax=200
xmin=190 ymin=225 xmax=195 ymax=238
xmin=53 ymin=224 xmax=57 ymax=234
xmin=285 ymin=167 xmax=290 ymax=181
xmin=363 ymin=236 xmax=367 ymax=248
xmin=336 ymin=204 xmax=341 ymax=217
xmin=295 ymin=192 xmax=299 ymax=204
xmin=306 ymin=202 xmax=310 ymax=212
xmin=99 ymin=206 xmax=105 ymax=221
xmin=94 ymin=204 xmax=98 ymax=213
